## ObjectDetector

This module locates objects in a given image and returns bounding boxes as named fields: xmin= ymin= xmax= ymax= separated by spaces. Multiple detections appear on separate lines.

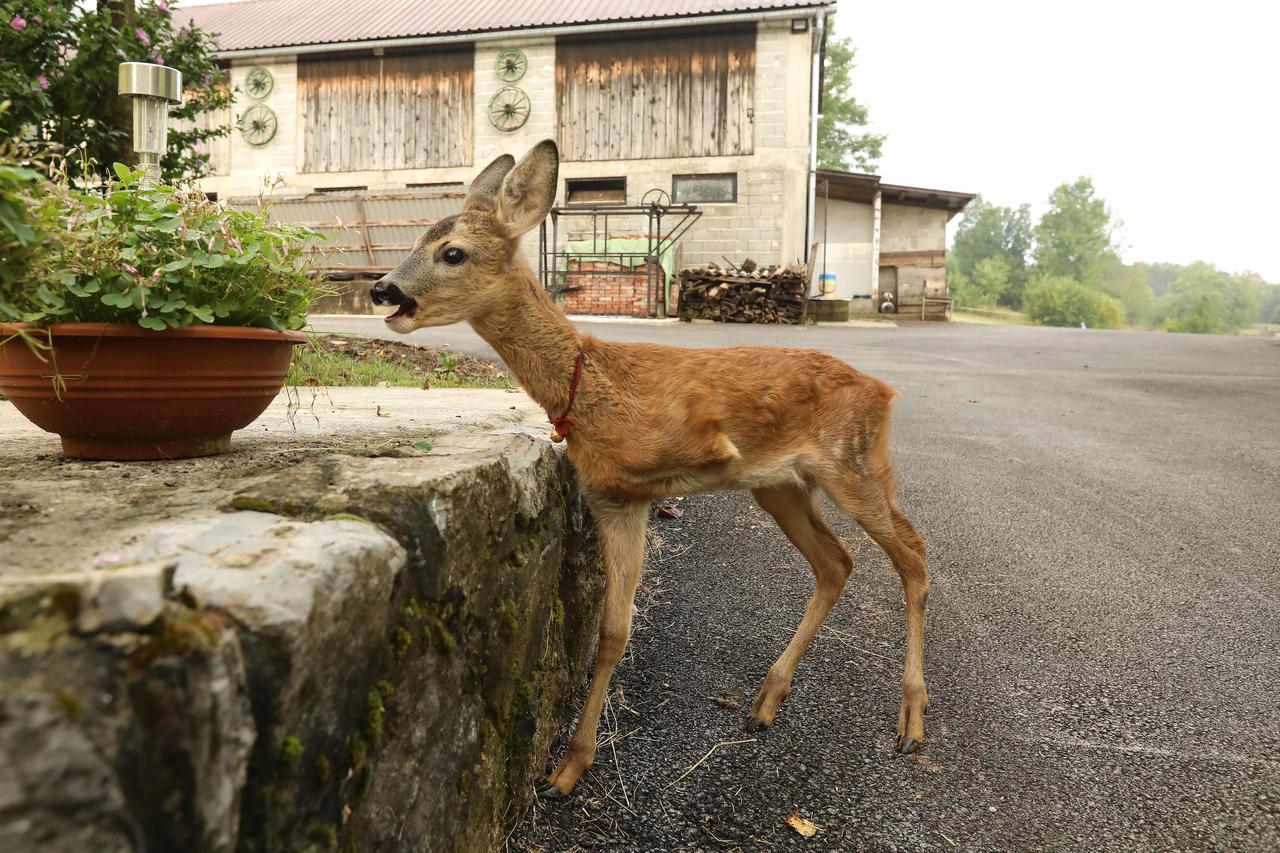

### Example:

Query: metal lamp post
xmin=117 ymin=62 xmax=183 ymax=181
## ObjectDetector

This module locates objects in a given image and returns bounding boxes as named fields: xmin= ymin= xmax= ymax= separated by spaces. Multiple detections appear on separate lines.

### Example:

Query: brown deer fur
xmin=371 ymin=141 xmax=930 ymax=798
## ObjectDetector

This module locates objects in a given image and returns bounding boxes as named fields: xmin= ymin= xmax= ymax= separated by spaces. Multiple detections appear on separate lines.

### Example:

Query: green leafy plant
xmin=0 ymin=0 xmax=231 ymax=184
xmin=0 ymin=155 xmax=55 ymax=321
xmin=1023 ymin=275 xmax=1125 ymax=330
xmin=9 ymin=163 xmax=320 ymax=331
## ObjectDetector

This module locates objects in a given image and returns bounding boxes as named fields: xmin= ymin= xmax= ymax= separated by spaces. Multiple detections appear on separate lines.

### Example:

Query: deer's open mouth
xmin=386 ymin=298 xmax=418 ymax=322
xmin=371 ymin=282 xmax=418 ymax=323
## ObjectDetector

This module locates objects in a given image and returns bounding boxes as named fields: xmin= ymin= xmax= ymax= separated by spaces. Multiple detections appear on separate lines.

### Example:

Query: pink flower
xmin=135 ymin=27 xmax=150 ymax=46
xmin=152 ymin=53 xmax=164 ymax=65
xmin=10 ymin=15 xmax=26 ymax=29
xmin=36 ymin=74 xmax=48 ymax=90
xmin=115 ymin=49 xmax=126 ymax=59
xmin=123 ymin=263 xmax=139 ymax=275
xmin=156 ymin=0 xmax=169 ymax=10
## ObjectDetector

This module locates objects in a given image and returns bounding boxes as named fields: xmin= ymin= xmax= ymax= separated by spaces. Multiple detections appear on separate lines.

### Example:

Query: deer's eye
xmin=442 ymin=247 xmax=466 ymax=266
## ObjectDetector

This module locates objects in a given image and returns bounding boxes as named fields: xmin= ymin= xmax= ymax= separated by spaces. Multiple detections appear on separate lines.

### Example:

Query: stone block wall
xmin=0 ymin=429 xmax=603 ymax=853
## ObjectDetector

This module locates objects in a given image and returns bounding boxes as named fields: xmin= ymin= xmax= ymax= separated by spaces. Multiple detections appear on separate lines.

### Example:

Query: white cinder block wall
xmin=199 ymin=21 xmax=817 ymax=270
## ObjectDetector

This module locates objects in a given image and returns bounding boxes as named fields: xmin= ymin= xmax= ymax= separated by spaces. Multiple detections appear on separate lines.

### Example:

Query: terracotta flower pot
xmin=0 ymin=322 xmax=306 ymax=460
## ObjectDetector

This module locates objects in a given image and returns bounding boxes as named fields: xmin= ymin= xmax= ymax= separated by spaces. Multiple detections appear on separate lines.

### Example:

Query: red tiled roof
xmin=183 ymin=0 xmax=829 ymax=53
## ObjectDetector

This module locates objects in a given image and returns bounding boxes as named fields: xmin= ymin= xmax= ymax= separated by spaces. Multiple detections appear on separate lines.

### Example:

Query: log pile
xmin=677 ymin=259 xmax=808 ymax=324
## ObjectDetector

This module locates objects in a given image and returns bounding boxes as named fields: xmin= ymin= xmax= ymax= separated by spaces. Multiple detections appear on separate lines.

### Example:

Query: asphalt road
xmin=315 ymin=316 xmax=1280 ymax=851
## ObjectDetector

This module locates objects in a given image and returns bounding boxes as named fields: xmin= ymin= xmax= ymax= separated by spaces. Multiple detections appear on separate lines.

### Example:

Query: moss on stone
xmin=305 ymin=822 xmax=337 ymax=849
xmin=279 ymin=735 xmax=304 ymax=773
xmin=46 ymin=689 xmax=81 ymax=725
xmin=496 ymin=598 xmax=519 ymax=640
xmin=434 ymin=621 xmax=457 ymax=653
xmin=322 ymin=512 xmax=375 ymax=527
xmin=550 ymin=596 xmax=565 ymax=632
xmin=389 ymin=626 xmax=412 ymax=658
xmin=311 ymin=755 xmax=332 ymax=785
xmin=128 ymin=607 xmax=223 ymax=673
xmin=360 ymin=689 xmax=384 ymax=747
xmin=456 ymin=769 xmax=472 ymax=802
xmin=352 ymin=761 xmax=373 ymax=799
xmin=228 ymin=495 xmax=278 ymax=514
xmin=374 ymin=680 xmax=394 ymax=701
xmin=347 ymin=732 xmax=367 ymax=769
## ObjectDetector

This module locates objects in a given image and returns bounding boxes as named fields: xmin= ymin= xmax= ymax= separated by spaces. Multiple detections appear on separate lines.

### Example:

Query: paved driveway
xmin=316 ymin=316 xmax=1280 ymax=851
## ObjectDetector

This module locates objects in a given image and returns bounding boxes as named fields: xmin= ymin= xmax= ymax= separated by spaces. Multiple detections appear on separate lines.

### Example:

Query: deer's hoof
xmin=536 ymin=778 xmax=569 ymax=799
xmin=894 ymin=736 xmax=921 ymax=755
xmin=742 ymin=714 xmax=771 ymax=733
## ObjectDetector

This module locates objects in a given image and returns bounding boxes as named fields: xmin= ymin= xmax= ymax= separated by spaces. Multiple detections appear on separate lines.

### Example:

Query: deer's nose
xmin=369 ymin=280 xmax=405 ymax=306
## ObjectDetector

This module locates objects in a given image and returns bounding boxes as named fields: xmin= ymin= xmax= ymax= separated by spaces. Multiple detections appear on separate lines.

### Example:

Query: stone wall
xmin=0 ymin=399 xmax=603 ymax=853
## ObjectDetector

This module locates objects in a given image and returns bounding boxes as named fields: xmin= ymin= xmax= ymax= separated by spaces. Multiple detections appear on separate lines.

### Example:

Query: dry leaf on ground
xmin=786 ymin=809 xmax=819 ymax=838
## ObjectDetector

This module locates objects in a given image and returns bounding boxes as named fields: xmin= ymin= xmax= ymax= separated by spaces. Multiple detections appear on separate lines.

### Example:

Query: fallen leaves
xmin=786 ymin=809 xmax=819 ymax=838
xmin=710 ymin=689 xmax=742 ymax=710
xmin=656 ymin=504 xmax=683 ymax=520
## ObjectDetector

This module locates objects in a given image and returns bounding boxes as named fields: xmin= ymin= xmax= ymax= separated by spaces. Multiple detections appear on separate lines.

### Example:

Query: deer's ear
xmin=494 ymin=140 xmax=558 ymax=238
xmin=464 ymin=154 xmax=516 ymax=212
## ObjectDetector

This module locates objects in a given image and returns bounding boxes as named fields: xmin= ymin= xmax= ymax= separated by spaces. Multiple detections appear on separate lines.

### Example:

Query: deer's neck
xmin=469 ymin=261 xmax=583 ymax=420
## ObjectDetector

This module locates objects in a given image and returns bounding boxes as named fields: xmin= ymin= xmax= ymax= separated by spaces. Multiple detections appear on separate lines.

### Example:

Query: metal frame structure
xmin=538 ymin=197 xmax=701 ymax=318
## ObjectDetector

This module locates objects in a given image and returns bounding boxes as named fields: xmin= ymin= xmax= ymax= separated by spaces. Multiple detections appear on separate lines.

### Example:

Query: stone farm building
xmin=185 ymin=0 xmax=972 ymax=318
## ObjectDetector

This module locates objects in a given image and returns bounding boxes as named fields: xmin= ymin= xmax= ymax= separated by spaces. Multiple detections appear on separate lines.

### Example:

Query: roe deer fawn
xmin=370 ymin=141 xmax=929 ymax=797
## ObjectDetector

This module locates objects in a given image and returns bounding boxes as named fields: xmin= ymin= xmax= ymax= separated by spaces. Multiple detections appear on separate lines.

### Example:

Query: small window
xmin=406 ymin=181 xmax=464 ymax=191
xmin=672 ymin=173 xmax=737 ymax=204
xmin=566 ymin=177 xmax=626 ymax=206
xmin=316 ymin=185 xmax=368 ymax=194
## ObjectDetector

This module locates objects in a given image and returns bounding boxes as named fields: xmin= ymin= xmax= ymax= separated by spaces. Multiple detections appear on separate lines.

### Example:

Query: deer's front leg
xmin=537 ymin=499 xmax=648 ymax=798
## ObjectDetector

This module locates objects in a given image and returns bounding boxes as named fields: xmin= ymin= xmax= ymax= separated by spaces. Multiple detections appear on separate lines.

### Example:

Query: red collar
xmin=550 ymin=349 xmax=584 ymax=441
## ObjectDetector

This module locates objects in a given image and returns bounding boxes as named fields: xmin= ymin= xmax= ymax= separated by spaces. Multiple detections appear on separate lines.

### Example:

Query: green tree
xmin=1023 ymin=275 xmax=1126 ymax=329
xmin=0 ymin=0 xmax=230 ymax=182
xmin=817 ymin=28 xmax=885 ymax=172
xmin=1163 ymin=262 xmax=1261 ymax=334
xmin=1097 ymin=253 xmax=1156 ymax=326
xmin=949 ymin=196 xmax=1033 ymax=307
xmin=1034 ymin=178 xmax=1116 ymax=284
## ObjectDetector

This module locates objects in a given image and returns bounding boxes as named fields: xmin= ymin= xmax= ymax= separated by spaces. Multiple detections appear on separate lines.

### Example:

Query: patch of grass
xmin=286 ymin=333 xmax=515 ymax=388
xmin=952 ymin=306 xmax=1031 ymax=325
xmin=287 ymin=345 xmax=423 ymax=387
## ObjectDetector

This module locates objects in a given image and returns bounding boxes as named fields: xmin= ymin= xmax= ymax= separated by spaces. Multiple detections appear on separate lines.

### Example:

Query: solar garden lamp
xmin=118 ymin=62 xmax=183 ymax=182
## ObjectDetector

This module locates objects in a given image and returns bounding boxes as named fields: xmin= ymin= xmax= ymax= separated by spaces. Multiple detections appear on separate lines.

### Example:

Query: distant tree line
xmin=948 ymin=178 xmax=1278 ymax=334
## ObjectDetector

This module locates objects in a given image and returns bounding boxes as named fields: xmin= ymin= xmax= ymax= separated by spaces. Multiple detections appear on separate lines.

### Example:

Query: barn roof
xmin=182 ymin=0 xmax=832 ymax=54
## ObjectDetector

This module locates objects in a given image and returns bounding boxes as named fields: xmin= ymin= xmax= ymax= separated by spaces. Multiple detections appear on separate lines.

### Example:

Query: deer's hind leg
xmin=745 ymin=483 xmax=854 ymax=732
xmin=820 ymin=467 xmax=929 ymax=754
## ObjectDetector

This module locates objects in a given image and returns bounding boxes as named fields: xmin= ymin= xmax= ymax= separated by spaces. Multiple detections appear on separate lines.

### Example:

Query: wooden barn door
xmin=298 ymin=49 xmax=473 ymax=173
xmin=556 ymin=26 xmax=756 ymax=161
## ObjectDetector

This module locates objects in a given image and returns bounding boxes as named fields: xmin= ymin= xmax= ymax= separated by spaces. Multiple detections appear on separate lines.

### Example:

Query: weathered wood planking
xmin=298 ymin=51 xmax=472 ymax=173
xmin=557 ymin=26 xmax=755 ymax=161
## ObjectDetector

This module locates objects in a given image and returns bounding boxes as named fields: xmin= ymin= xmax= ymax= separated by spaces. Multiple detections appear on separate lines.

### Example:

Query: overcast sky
xmin=181 ymin=0 xmax=1277 ymax=280
xmin=837 ymin=0 xmax=1279 ymax=280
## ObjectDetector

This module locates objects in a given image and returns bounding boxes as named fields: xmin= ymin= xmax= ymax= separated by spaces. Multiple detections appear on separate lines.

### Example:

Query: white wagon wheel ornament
xmin=240 ymin=104 xmax=277 ymax=146
xmin=488 ymin=86 xmax=531 ymax=132
xmin=495 ymin=48 xmax=527 ymax=82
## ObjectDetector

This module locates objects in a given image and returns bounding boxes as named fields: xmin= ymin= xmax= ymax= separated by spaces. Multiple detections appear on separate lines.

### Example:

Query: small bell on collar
xmin=550 ymin=429 xmax=565 ymax=444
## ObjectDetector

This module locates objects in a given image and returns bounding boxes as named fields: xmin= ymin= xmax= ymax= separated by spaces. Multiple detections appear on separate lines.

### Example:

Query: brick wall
xmin=559 ymin=261 xmax=661 ymax=316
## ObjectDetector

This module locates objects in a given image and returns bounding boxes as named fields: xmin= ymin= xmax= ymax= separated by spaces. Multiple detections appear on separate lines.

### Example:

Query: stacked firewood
xmin=677 ymin=259 xmax=808 ymax=324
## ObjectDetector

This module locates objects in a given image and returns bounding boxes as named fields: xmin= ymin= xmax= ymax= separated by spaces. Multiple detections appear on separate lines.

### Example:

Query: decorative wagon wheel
xmin=488 ymin=86 xmax=531 ymax=132
xmin=495 ymin=48 xmax=527 ymax=82
xmin=244 ymin=66 xmax=273 ymax=99
xmin=641 ymin=188 xmax=672 ymax=209
xmin=240 ymin=104 xmax=278 ymax=146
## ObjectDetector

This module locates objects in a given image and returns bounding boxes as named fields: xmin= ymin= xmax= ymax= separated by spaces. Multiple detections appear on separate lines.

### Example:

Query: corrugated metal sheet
xmin=182 ymin=0 xmax=824 ymax=52
xmin=230 ymin=191 xmax=466 ymax=271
